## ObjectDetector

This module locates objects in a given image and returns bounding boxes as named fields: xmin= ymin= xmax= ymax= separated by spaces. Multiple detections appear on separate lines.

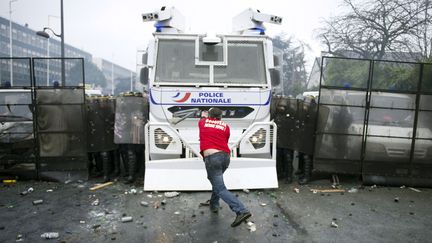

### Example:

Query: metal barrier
xmin=314 ymin=57 xmax=432 ymax=186
xmin=0 ymin=57 xmax=87 ymax=181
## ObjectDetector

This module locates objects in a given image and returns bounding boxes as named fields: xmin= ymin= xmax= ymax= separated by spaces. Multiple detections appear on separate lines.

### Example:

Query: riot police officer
xmin=114 ymin=92 xmax=147 ymax=184
xmin=271 ymin=95 xmax=295 ymax=183
xmin=296 ymin=95 xmax=317 ymax=185
xmin=86 ymin=95 xmax=119 ymax=182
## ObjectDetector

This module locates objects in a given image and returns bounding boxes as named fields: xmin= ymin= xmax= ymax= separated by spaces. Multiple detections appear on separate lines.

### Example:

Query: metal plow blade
xmin=144 ymin=158 xmax=278 ymax=191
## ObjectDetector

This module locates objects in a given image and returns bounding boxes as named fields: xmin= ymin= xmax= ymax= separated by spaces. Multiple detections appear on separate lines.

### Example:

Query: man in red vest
xmin=198 ymin=107 xmax=251 ymax=227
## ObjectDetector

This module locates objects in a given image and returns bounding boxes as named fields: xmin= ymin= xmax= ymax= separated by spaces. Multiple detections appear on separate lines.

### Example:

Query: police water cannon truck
xmin=140 ymin=7 xmax=283 ymax=190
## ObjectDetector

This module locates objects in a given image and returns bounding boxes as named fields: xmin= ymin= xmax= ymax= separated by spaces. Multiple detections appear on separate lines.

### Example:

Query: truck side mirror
xmin=273 ymin=55 xmax=280 ymax=67
xmin=270 ymin=69 xmax=280 ymax=86
xmin=140 ymin=67 xmax=149 ymax=85
xmin=142 ymin=53 xmax=148 ymax=65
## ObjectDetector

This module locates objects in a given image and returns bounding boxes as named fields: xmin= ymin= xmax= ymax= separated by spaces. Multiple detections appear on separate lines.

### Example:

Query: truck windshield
xmin=155 ymin=39 xmax=266 ymax=85
xmin=214 ymin=41 xmax=266 ymax=84
xmin=155 ymin=39 xmax=210 ymax=83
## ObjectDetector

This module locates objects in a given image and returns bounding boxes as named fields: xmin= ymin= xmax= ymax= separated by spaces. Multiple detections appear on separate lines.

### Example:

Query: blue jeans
xmin=204 ymin=152 xmax=248 ymax=214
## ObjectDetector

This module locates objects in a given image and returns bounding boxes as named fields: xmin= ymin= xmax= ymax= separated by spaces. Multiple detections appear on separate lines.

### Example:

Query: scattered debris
xmin=348 ymin=188 xmax=358 ymax=193
xmin=311 ymin=189 xmax=345 ymax=193
xmin=164 ymin=191 xmax=180 ymax=198
xmin=90 ymin=182 xmax=113 ymax=191
xmin=331 ymin=174 xmax=340 ymax=187
xmin=174 ymin=211 xmax=180 ymax=215
xmin=260 ymin=203 xmax=267 ymax=206
xmin=16 ymin=234 xmax=23 ymax=241
xmin=3 ymin=179 xmax=16 ymax=184
xmin=269 ymin=192 xmax=277 ymax=199
xmin=91 ymin=199 xmax=100 ymax=206
xmin=400 ymin=185 xmax=406 ymax=189
xmin=394 ymin=197 xmax=400 ymax=203
xmin=46 ymin=189 xmax=53 ymax=192
xmin=293 ymin=188 xmax=300 ymax=193
xmin=92 ymin=224 xmax=101 ymax=229
xmin=409 ymin=187 xmax=421 ymax=193
xmin=161 ymin=199 xmax=167 ymax=205
xmin=40 ymin=232 xmax=59 ymax=239
xmin=247 ymin=221 xmax=256 ymax=232
xmin=130 ymin=188 xmax=137 ymax=194
xmin=32 ymin=199 xmax=44 ymax=205
xmin=21 ymin=187 xmax=35 ymax=195
xmin=331 ymin=221 xmax=338 ymax=228
xmin=147 ymin=194 xmax=153 ymax=198
xmin=64 ymin=180 xmax=72 ymax=184
xmin=243 ymin=189 xmax=250 ymax=194
xmin=121 ymin=216 xmax=133 ymax=223
xmin=140 ymin=201 xmax=149 ymax=207
xmin=154 ymin=201 xmax=161 ymax=209
xmin=79 ymin=221 xmax=85 ymax=224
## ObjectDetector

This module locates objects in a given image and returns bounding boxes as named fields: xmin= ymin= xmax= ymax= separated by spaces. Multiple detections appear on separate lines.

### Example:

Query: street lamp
xmin=45 ymin=15 xmax=60 ymax=86
xmin=9 ymin=0 xmax=18 ymax=86
xmin=36 ymin=0 xmax=65 ymax=86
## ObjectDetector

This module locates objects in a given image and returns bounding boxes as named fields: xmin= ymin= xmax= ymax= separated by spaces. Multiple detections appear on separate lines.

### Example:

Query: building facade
xmin=0 ymin=16 xmax=135 ymax=92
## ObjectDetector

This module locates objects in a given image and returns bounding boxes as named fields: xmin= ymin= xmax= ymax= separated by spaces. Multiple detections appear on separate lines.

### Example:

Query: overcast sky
xmin=1 ymin=0 xmax=342 ymax=71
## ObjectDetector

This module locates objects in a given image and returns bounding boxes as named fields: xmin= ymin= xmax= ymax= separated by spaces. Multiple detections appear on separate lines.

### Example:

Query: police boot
xmin=298 ymin=154 xmax=312 ymax=185
xmin=126 ymin=149 xmax=137 ymax=184
xmin=87 ymin=153 xmax=95 ymax=176
xmin=276 ymin=148 xmax=285 ymax=179
xmin=295 ymin=153 xmax=305 ymax=176
xmin=101 ymin=151 xmax=111 ymax=182
xmin=112 ymin=149 xmax=121 ymax=177
xmin=285 ymin=151 xmax=294 ymax=184
xmin=120 ymin=148 xmax=129 ymax=178
xmin=94 ymin=153 xmax=103 ymax=177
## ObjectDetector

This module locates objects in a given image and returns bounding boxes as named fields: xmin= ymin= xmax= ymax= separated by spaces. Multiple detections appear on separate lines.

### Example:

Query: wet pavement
xmin=1 ymin=175 xmax=431 ymax=242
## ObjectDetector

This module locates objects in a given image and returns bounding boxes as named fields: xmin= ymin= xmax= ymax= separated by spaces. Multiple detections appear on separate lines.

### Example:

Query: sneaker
xmin=210 ymin=205 xmax=219 ymax=213
xmin=199 ymin=200 xmax=211 ymax=207
xmin=231 ymin=212 xmax=251 ymax=227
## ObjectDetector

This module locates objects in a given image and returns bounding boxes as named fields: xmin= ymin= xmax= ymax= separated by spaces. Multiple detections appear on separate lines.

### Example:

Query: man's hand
xmin=201 ymin=110 xmax=208 ymax=118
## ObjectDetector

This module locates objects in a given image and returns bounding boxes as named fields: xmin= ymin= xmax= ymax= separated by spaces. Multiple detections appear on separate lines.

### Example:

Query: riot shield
xmin=0 ymin=90 xmax=33 ymax=143
xmin=86 ymin=97 xmax=117 ymax=152
xmin=272 ymin=95 xmax=299 ymax=149
xmin=297 ymin=97 xmax=318 ymax=155
xmin=0 ymin=90 xmax=35 ymax=164
xmin=36 ymin=89 xmax=86 ymax=157
xmin=114 ymin=93 xmax=148 ymax=144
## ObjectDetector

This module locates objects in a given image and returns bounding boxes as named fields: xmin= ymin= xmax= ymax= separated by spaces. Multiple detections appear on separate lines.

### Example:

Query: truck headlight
xmin=154 ymin=128 xmax=173 ymax=149
xmin=249 ymin=128 xmax=266 ymax=149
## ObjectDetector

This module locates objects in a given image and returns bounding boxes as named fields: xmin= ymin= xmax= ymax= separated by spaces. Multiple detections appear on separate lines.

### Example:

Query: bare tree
xmin=272 ymin=34 xmax=309 ymax=96
xmin=317 ymin=0 xmax=432 ymax=61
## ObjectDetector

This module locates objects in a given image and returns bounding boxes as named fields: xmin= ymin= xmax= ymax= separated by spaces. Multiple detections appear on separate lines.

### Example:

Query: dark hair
xmin=209 ymin=107 xmax=222 ymax=119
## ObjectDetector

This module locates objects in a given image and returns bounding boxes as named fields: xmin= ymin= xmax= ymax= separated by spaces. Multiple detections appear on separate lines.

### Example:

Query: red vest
xmin=198 ymin=118 xmax=231 ymax=156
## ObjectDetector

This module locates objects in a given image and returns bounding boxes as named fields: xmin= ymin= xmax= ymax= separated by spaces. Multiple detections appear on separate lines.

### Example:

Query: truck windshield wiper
xmin=170 ymin=108 xmax=199 ymax=125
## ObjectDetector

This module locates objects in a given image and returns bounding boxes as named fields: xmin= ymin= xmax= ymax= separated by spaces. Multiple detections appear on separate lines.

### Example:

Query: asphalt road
xmin=1 ymin=176 xmax=431 ymax=243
